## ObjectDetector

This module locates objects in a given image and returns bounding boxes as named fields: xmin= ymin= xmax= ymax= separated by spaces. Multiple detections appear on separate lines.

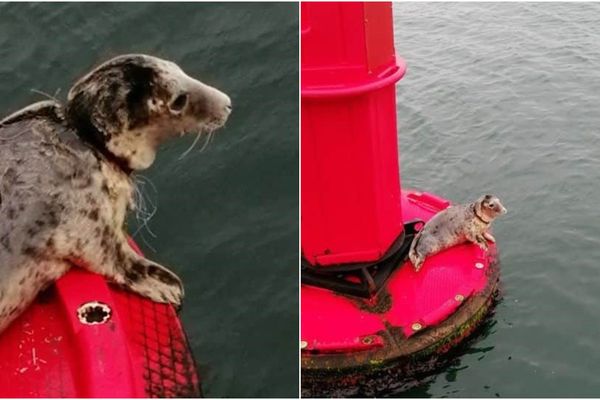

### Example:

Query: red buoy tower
xmin=302 ymin=2 xmax=405 ymax=268
xmin=301 ymin=3 xmax=500 ymax=396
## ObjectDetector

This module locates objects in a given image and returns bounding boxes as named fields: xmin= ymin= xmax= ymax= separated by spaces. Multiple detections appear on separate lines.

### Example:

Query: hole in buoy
xmin=77 ymin=301 xmax=111 ymax=325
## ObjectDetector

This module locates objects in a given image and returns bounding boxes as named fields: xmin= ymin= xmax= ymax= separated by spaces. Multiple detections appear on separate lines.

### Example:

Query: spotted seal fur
xmin=0 ymin=54 xmax=231 ymax=332
xmin=409 ymin=194 xmax=507 ymax=271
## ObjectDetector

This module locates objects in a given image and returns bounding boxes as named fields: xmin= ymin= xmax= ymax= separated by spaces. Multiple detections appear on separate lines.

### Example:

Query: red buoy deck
xmin=301 ymin=190 xmax=500 ymax=392
xmin=0 ymin=239 xmax=200 ymax=397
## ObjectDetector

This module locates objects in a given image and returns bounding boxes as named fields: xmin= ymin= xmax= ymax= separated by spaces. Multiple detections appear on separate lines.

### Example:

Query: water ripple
xmin=393 ymin=2 xmax=600 ymax=397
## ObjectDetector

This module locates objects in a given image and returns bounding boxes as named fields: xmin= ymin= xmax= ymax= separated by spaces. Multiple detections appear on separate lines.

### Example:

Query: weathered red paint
xmin=0 ymin=239 xmax=199 ymax=397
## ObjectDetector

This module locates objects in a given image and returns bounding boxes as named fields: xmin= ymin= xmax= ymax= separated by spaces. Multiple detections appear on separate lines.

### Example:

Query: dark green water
xmin=0 ymin=3 xmax=298 ymax=397
xmin=393 ymin=2 xmax=600 ymax=397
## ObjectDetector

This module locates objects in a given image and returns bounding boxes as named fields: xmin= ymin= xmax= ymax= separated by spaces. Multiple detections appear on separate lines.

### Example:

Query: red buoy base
xmin=0 ymin=240 xmax=200 ymax=398
xmin=301 ymin=189 xmax=501 ymax=396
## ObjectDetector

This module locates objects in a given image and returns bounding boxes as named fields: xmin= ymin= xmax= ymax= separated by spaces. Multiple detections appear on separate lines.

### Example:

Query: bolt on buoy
xmin=77 ymin=301 xmax=111 ymax=325
xmin=361 ymin=336 xmax=374 ymax=345
xmin=475 ymin=262 xmax=484 ymax=269
xmin=455 ymin=294 xmax=465 ymax=302
xmin=411 ymin=323 xmax=423 ymax=331
xmin=301 ymin=341 xmax=308 ymax=349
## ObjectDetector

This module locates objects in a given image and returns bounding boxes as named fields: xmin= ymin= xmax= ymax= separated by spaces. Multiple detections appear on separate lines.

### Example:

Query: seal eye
xmin=169 ymin=93 xmax=188 ymax=113
xmin=488 ymin=202 xmax=495 ymax=208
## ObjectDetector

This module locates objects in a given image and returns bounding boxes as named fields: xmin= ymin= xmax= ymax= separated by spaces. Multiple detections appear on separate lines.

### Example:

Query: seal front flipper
xmin=73 ymin=238 xmax=185 ymax=308
xmin=121 ymin=258 xmax=184 ymax=309
xmin=469 ymin=233 xmax=489 ymax=251
xmin=483 ymin=231 xmax=496 ymax=243
xmin=70 ymin=247 xmax=184 ymax=308
xmin=409 ymin=232 xmax=425 ymax=271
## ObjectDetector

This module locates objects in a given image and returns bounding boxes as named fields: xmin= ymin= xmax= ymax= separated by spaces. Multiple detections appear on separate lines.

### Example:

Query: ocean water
xmin=0 ymin=3 xmax=298 ymax=397
xmin=392 ymin=2 xmax=600 ymax=397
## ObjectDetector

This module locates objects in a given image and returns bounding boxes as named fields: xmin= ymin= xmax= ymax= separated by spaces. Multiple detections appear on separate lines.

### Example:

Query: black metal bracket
xmin=301 ymin=220 xmax=423 ymax=298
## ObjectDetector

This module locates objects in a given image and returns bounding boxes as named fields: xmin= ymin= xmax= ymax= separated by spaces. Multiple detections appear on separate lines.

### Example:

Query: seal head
xmin=473 ymin=194 xmax=507 ymax=224
xmin=65 ymin=54 xmax=232 ymax=171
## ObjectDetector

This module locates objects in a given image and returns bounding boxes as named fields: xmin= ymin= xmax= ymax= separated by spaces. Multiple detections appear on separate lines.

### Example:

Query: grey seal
xmin=0 ymin=54 xmax=231 ymax=333
xmin=409 ymin=194 xmax=507 ymax=271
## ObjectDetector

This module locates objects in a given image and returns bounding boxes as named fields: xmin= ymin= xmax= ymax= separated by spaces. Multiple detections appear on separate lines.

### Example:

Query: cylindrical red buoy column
xmin=301 ymin=2 xmax=407 ymax=267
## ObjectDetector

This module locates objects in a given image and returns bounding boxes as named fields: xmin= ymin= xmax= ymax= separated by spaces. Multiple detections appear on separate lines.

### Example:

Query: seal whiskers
xmin=178 ymin=123 xmax=218 ymax=160
xmin=178 ymin=131 xmax=204 ymax=160
xmin=199 ymin=130 xmax=215 ymax=152
xmin=131 ymin=174 xmax=158 ymax=239
xmin=30 ymin=88 xmax=62 ymax=103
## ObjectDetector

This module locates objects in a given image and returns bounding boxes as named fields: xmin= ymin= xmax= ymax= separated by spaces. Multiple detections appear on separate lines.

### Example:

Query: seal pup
xmin=409 ymin=194 xmax=507 ymax=272
xmin=0 ymin=54 xmax=231 ymax=333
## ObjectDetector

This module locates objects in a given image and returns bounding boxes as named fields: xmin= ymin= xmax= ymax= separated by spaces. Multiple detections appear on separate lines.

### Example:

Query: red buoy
xmin=0 ymin=238 xmax=200 ymax=397
xmin=302 ymin=2 xmax=406 ymax=267
xmin=301 ymin=3 xmax=500 ymax=395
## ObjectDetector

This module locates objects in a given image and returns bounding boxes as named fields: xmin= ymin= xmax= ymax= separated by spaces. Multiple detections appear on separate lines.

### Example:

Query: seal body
xmin=0 ymin=54 xmax=231 ymax=333
xmin=409 ymin=194 xmax=507 ymax=271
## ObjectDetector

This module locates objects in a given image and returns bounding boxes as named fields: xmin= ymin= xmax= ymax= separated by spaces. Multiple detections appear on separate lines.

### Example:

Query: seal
xmin=0 ymin=54 xmax=231 ymax=333
xmin=409 ymin=194 xmax=507 ymax=271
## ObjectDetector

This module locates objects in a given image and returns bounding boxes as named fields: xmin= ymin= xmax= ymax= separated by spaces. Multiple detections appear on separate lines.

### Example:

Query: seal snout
xmin=215 ymin=90 xmax=232 ymax=119
xmin=186 ymin=80 xmax=232 ymax=128
xmin=207 ymin=86 xmax=232 ymax=121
